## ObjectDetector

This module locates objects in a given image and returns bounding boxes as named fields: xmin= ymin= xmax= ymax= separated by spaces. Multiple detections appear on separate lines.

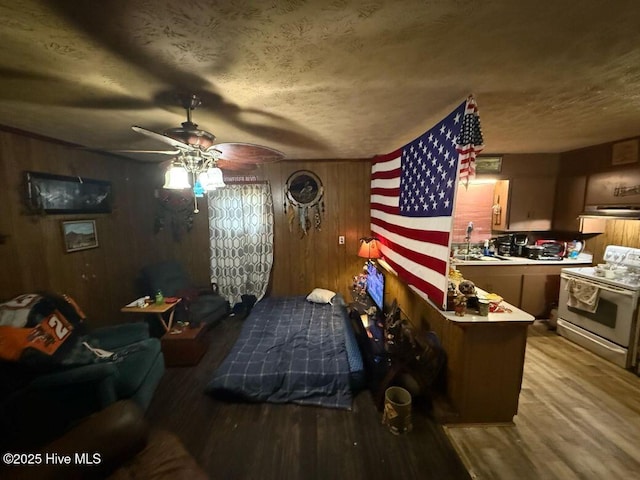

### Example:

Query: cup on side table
xmin=478 ymin=299 xmax=490 ymax=316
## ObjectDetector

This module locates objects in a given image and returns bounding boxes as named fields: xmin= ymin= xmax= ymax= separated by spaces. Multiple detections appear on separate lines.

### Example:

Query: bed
xmin=206 ymin=293 xmax=365 ymax=410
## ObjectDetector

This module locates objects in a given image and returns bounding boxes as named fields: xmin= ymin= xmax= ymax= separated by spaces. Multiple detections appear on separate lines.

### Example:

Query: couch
xmin=0 ymin=321 xmax=164 ymax=451
xmin=1 ymin=400 xmax=208 ymax=480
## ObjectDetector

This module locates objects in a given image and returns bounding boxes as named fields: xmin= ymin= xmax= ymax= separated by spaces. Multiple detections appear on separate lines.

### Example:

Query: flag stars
xmin=398 ymin=101 xmax=472 ymax=218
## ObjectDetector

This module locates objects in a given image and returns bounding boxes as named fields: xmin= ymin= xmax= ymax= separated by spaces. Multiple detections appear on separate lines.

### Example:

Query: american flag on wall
xmin=370 ymin=96 xmax=484 ymax=308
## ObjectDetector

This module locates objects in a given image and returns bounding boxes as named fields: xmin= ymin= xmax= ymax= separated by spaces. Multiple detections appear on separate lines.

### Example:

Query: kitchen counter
xmin=418 ymin=286 xmax=533 ymax=424
xmin=454 ymin=253 xmax=593 ymax=318
xmin=377 ymin=262 xmax=537 ymax=424
xmin=441 ymin=288 xmax=534 ymax=324
xmin=451 ymin=252 xmax=593 ymax=266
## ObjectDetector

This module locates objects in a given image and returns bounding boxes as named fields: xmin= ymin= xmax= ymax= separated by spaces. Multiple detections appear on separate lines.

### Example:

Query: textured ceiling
xmin=1 ymin=0 xmax=640 ymax=163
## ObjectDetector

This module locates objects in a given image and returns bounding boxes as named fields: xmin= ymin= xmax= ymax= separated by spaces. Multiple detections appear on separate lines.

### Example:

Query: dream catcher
xmin=284 ymin=170 xmax=325 ymax=237
xmin=154 ymin=189 xmax=194 ymax=241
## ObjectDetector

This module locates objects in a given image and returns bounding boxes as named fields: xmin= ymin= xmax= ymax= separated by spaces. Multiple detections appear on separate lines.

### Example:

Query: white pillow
xmin=306 ymin=288 xmax=336 ymax=305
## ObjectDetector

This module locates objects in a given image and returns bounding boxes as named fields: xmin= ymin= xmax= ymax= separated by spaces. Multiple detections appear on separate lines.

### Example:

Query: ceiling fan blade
xmin=216 ymin=159 xmax=258 ymax=172
xmin=111 ymin=149 xmax=181 ymax=155
xmin=132 ymin=126 xmax=191 ymax=149
xmin=213 ymin=142 xmax=285 ymax=164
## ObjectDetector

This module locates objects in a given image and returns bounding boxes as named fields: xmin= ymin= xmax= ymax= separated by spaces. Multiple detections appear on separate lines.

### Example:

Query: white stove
xmin=557 ymin=245 xmax=640 ymax=371
xmin=561 ymin=266 xmax=640 ymax=291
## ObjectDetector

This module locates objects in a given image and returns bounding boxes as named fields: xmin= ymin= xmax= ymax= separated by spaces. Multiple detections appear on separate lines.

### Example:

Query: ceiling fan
xmin=125 ymin=93 xmax=285 ymax=212
xmin=126 ymin=93 xmax=285 ymax=171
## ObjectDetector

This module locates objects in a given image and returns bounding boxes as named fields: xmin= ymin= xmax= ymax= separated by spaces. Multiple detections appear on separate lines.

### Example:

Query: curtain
xmin=207 ymin=183 xmax=274 ymax=306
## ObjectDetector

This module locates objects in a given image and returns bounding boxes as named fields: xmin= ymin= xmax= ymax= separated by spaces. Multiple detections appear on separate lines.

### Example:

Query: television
xmin=366 ymin=261 xmax=385 ymax=312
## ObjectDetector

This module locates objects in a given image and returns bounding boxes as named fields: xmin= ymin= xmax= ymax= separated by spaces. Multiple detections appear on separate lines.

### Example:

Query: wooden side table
xmin=161 ymin=324 xmax=208 ymax=367
xmin=120 ymin=299 xmax=182 ymax=333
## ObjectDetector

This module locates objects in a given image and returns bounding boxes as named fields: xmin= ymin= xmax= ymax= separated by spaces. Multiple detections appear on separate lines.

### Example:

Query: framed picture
xmin=62 ymin=220 xmax=99 ymax=252
xmin=26 ymin=171 xmax=112 ymax=214
xmin=611 ymin=139 xmax=639 ymax=165
xmin=475 ymin=156 xmax=502 ymax=174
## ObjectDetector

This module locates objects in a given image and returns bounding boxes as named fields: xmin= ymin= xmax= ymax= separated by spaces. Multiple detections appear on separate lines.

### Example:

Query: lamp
xmin=162 ymin=150 xmax=226 ymax=213
xmin=358 ymin=237 xmax=382 ymax=260
xmin=163 ymin=161 xmax=191 ymax=190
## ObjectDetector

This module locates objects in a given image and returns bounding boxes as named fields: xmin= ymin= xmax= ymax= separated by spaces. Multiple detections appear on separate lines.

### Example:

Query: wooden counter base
xmin=381 ymin=266 xmax=533 ymax=425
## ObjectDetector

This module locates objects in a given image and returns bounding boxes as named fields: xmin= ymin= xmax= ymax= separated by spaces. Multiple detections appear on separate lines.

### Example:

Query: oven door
xmin=558 ymin=273 xmax=638 ymax=347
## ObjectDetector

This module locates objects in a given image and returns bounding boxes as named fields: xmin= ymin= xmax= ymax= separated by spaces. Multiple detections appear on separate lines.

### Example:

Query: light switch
xmin=338 ymin=235 xmax=345 ymax=245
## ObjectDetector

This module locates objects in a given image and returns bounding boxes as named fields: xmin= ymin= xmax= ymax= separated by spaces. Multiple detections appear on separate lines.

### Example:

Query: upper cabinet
xmin=553 ymin=175 xmax=586 ymax=232
xmin=493 ymin=177 xmax=556 ymax=232
xmin=553 ymin=175 xmax=606 ymax=233
xmin=508 ymin=177 xmax=556 ymax=231
xmin=491 ymin=180 xmax=510 ymax=231
xmin=454 ymin=154 xmax=561 ymax=234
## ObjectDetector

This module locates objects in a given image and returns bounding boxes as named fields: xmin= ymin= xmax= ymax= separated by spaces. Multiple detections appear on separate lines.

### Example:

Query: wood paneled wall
xmin=0 ymin=128 xmax=372 ymax=325
xmin=261 ymin=160 xmax=372 ymax=300
xmin=0 ymin=129 xmax=213 ymax=328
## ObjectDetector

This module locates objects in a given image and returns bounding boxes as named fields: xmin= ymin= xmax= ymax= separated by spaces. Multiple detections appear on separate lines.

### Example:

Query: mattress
xmin=206 ymin=294 xmax=364 ymax=409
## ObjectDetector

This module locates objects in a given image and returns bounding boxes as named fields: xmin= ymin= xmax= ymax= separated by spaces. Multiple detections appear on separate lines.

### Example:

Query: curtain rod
xmin=225 ymin=180 xmax=269 ymax=185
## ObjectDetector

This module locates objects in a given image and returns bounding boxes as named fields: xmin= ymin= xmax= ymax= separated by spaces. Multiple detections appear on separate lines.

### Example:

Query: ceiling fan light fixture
xmin=163 ymin=162 xmax=190 ymax=189
xmin=199 ymin=166 xmax=226 ymax=191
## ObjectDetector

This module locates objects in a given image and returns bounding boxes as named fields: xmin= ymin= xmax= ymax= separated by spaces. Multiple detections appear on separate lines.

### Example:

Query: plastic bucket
xmin=382 ymin=386 xmax=412 ymax=435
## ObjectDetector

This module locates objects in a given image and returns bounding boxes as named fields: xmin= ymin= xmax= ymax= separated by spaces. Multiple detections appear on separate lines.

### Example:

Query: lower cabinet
xmin=464 ymin=270 xmax=523 ymax=308
xmin=457 ymin=264 xmax=572 ymax=318
xmin=520 ymin=272 xmax=561 ymax=318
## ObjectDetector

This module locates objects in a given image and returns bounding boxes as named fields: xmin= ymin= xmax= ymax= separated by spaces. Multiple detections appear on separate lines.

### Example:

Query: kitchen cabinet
xmin=461 ymin=269 xmax=523 ymax=307
xmin=553 ymin=175 xmax=606 ymax=233
xmin=457 ymin=262 xmax=585 ymax=318
xmin=520 ymin=272 xmax=560 ymax=318
xmin=491 ymin=178 xmax=555 ymax=232
xmin=553 ymin=175 xmax=586 ymax=231
xmin=491 ymin=180 xmax=510 ymax=231
xmin=507 ymin=177 xmax=556 ymax=231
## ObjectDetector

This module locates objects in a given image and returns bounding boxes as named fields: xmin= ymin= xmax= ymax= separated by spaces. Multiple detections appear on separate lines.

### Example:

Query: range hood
xmin=580 ymin=169 xmax=640 ymax=219
xmin=579 ymin=204 xmax=640 ymax=219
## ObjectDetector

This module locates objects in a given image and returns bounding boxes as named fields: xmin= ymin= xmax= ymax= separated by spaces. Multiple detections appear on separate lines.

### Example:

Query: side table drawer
xmin=161 ymin=324 xmax=208 ymax=367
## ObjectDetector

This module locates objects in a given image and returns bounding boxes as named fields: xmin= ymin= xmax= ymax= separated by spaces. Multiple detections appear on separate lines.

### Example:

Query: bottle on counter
xmin=155 ymin=290 xmax=164 ymax=305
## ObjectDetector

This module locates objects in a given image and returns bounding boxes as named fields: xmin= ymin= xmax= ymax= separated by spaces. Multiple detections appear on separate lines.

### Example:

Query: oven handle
xmin=560 ymin=273 xmax=636 ymax=296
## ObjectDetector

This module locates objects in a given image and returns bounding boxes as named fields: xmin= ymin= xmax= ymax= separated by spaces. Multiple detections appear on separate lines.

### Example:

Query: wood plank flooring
xmin=445 ymin=321 xmax=640 ymax=480
xmin=146 ymin=316 xmax=470 ymax=480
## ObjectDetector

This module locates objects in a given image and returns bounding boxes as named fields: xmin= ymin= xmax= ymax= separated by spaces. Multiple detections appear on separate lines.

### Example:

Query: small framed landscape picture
xmin=62 ymin=220 xmax=98 ymax=253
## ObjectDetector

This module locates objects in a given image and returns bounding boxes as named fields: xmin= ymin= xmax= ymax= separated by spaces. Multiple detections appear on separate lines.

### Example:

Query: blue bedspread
xmin=206 ymin=295 xmax=354 ymax=409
